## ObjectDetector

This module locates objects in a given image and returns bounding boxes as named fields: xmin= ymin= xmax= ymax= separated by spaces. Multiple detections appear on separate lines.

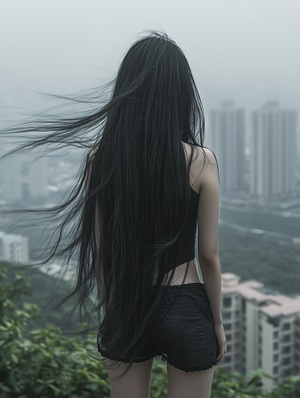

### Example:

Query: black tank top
xmin=168 ymin=186 xmax=199 ymax=271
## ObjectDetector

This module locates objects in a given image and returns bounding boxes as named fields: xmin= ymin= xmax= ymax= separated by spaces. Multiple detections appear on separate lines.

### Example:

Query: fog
xmin=0 ymin=0 xmax=300 ymax=112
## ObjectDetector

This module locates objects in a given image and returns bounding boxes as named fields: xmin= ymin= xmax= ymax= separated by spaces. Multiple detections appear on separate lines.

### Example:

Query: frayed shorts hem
xmin=99 ymin=350 xmax=217 ymax=373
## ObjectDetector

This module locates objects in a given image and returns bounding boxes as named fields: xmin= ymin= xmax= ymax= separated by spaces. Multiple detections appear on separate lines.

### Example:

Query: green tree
xmin=0 ymin=263 xmax=110 ymax=397
xmin=267 ymin=376 xmax=300 ymax=398
xmin=1 ymin=262 xmax=300 ymax=398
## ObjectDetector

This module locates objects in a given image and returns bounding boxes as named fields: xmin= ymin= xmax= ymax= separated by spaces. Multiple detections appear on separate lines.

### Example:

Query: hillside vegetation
xmin=219 ymin=208 xmax=300 ymax=295
xmin=1 ymin=262 xmax=300 ymax=398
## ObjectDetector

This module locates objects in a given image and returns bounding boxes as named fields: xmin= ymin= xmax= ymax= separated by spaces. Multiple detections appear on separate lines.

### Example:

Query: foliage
xmin=0 ymin=263 xmax=169 ymax=398
xmin=5 ymin=263 xmax=80 ymax=332
xmin=151 ymin=362 xmax=168 ymax=398
xmin=267 ymin=376 xmax=300 ymax=398
xmin=211 ymin=367 xmax=266 ymax=398
xmin=1 ymin=262 xmax=300 ymax=398
xmin=0 ymin=263 xmax=109 ymax=398
xmin=212 ymin=367 xmax=300 ymax=398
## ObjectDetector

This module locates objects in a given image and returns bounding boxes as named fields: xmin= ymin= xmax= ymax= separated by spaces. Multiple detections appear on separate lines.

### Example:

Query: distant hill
xmin=219 ymin=208 xmax=300 ymax=295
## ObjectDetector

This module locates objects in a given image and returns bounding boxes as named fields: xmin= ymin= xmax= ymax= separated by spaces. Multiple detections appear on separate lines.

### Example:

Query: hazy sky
xmin=0 ymin=0 xmax=299 ymax=113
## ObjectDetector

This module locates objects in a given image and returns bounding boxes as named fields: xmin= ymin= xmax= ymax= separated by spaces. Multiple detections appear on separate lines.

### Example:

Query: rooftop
xmin=222 ymin=272 xmax=300 ymax=317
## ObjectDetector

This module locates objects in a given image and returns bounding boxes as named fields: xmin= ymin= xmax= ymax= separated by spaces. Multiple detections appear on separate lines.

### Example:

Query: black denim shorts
xmin=97 ymin=282 xmax=218 ymax=372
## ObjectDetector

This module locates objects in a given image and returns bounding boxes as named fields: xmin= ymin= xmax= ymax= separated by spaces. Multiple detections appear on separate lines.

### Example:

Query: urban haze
xmin=0 ymin=0 xmax=300 ymax=388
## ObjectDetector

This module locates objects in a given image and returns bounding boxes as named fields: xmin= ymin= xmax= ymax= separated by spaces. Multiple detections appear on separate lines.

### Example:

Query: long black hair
xmin=1 ymin=31 xmax=209 ymax=376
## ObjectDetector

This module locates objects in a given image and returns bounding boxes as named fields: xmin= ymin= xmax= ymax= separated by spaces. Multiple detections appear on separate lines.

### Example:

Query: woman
xmin=4 ymin=32 xmax=226 ymax=397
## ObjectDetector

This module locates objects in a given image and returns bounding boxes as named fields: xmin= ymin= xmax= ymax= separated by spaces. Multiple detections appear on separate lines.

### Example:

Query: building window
xmin=282 ymin=369 xmax=291 ymax=376
xmin=282 ymin=346 xmax=291 ymax=354
xmin=282 ymin=335 xmax=291 ymax=343
xmin=282 ymin=357 xmax=291 ymax=366
xmin=242 ymin=299 xmax=246 ymax=314
xmin=273 ymin=366 xmax=278 ymax=374
xmin=273 ymin=354 xmax=279 ymax=362
xmin=268 ymin=316 xmax=280 ymax=327
xmin=282 ymin=322 xmax=291 ymax=331
xmin=223 ymin=297 xmax=232 ymax=308
xmin=224 ymin=323 xmax=232 ymax=331
xmin=224 ymin=312 xmax=231 ymax=320
xmin=273 ymin=342 xmax=279 ymax=351
xmin=224 ymin=355 xmax=231 ymax=364
xmin=294 ymin=364 xmax=300 ymax=374
xmin=273 ymin=331 xmax=279 ymax=339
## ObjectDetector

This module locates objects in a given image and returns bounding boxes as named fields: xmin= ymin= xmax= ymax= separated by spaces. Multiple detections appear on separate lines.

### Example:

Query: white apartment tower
xmin=221 ymin=273 xmax=300 ymax=389
xmin=0 ymin=150 xmax=47 ymax=203
xmin=0 ymin=230 xmax=29 ymax=263
xmin=209 ymin=101 xmax=246 ymax=193
xmin=250 ymin=102 xmax=297 ymax=203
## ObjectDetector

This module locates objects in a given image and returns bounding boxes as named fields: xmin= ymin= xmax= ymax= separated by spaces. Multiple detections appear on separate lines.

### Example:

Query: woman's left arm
xmin=85 ymin=150 xmax=107 ymax=315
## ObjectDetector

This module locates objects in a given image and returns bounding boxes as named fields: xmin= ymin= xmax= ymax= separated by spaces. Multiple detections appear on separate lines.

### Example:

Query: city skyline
xmin=1 ymin=99 xmax=299 ymax=206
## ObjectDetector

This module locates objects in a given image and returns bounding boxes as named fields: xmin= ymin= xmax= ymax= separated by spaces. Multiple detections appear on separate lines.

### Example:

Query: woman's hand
xmin=214 ymin=323 xmax=227 ymax=364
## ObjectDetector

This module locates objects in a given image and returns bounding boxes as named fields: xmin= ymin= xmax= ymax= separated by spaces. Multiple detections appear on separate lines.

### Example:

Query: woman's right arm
xmin=197 ymin=148 xmax=226 ymax=363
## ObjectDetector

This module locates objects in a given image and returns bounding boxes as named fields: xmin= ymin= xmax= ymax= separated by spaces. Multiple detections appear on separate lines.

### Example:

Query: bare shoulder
xmin=182 ymin=142 xmax=216 ymax=163
xmin=201 ymin=147 xmax=218 ymax=164
xmin=182 ymin=143 xmax=218 ymax=193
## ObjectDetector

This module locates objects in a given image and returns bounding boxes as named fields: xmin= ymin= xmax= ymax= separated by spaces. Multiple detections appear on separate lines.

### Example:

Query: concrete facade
xmin=221 ymin=273 xmax=300 ymax=389
xmin=250 ymin=102 xmax=297 ymax=203
xmin=209 ymin=101 xmax=246 ymax=193
xmin=0 ymin=230 xmax=29 ymax=263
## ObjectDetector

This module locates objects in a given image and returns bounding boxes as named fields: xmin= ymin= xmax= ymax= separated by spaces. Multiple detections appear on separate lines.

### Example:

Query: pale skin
xmin=88 ymin=144 xmax=226 ymax=398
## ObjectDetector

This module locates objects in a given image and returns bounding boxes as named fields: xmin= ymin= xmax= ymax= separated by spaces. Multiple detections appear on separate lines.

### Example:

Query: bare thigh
xmin=167 ymin=363 xmax=215 ymax=398
xmin=106 ymin=358 xmax=154 ymax=398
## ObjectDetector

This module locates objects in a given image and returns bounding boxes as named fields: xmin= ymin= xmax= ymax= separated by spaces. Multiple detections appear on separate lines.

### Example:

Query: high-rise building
xmin=0 ymin=230 xmax=29 ymax=263
xmin=0 ymin=150 xmax=47 ymax=203
xmin=221 ymin=273 xmax=300 ymax=389
xmin=250 ymin=102 xmax=297 ymax=203
xmin=209 ymin=101 xmax=246 ymax=193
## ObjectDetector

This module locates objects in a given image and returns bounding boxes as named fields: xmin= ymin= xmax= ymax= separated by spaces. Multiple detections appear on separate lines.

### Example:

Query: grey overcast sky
xmin=0 ymin=0 xmax=299 ymax=113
